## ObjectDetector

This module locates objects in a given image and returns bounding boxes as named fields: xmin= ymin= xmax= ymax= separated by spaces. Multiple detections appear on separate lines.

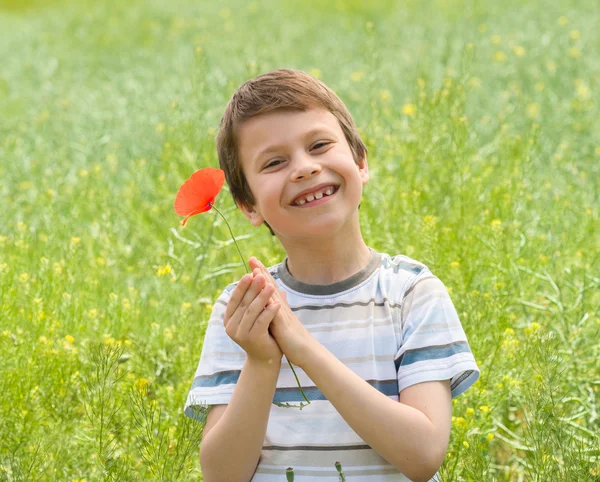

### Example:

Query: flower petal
xmin=174 ymin=168 xmax=225 ymax=221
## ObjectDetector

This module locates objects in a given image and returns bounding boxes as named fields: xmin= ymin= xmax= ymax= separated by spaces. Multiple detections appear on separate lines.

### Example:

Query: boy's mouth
xmin=291 ymin=185 xmax=339 ymax=207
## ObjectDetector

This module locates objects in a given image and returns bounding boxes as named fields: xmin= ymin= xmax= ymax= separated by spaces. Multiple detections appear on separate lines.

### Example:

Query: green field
xmin=1 ymin=0 xmax=599 ymax=480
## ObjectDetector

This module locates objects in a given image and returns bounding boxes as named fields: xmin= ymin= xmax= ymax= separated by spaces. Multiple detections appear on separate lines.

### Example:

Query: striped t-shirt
xmin=184 ymin=247 xmax=480 ymax=481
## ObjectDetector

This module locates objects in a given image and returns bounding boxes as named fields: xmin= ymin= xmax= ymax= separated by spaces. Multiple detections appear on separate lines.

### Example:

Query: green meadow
xmin=1 ymin=0 xmax=599 ymax=480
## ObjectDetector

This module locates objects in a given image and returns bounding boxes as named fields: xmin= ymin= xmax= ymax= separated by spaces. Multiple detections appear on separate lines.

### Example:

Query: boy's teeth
xmin=294 ymin=185 xmax=337 ymax=205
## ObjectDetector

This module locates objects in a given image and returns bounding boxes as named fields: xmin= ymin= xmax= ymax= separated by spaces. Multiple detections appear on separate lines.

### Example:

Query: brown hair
xmin=216 ymin=68 xmax=367 ymax=235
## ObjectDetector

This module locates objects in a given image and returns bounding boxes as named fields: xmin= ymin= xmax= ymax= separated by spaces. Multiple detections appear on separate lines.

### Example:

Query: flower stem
xmin=210 ymin=204 xmax=249 ymax=274
xmin=210 ymin=202 xmax=311 ymax=410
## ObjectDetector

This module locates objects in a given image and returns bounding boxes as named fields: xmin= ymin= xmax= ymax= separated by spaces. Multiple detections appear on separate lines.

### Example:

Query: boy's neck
xmin=282 ymin=237 xmax=372 ymax=286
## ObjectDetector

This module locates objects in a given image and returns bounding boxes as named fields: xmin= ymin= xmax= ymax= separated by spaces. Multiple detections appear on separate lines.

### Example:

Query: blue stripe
xmin=192 ymin=370 xmax=240 ymax=388
xmin=193 ymin=373 xmax=398 ymax=402
xmin=273 ymin=379 xmax=398 ymax=403
xmin=395 ymin=342 xmax=470 ymax=370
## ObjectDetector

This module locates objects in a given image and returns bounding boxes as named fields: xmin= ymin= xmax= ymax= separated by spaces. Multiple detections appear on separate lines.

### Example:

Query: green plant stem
xmin=210 ymin=203 xmax=311 ymax=409
xmin=210 ymin=204 xmax=249 ymax=273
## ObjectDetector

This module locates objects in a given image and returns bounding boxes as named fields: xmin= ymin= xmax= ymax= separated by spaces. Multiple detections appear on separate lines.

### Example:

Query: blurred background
xmin=1 ymin=0 xmax=599 ymax=480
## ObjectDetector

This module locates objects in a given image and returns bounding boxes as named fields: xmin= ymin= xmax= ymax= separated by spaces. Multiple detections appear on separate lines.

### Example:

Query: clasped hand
xmin=222 ymin=257 xmax=315 ymax=368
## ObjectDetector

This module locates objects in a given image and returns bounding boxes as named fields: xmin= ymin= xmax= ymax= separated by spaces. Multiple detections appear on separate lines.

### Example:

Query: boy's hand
xmin=248 ymin=257 xmax=317 ymax=368
xmin=223 ymin=272 xmax=282 ymax=366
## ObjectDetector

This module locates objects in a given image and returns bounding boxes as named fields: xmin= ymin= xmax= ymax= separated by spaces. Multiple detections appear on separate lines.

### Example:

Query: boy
xmin=184 ymin=69 xmax=480 ymax=482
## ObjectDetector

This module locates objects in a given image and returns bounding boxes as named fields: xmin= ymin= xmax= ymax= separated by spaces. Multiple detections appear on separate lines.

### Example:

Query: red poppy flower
xmin=174 ymin=168 xmax=225 ymax=226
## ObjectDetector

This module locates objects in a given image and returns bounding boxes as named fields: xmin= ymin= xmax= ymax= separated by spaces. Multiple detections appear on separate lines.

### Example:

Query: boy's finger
xmin=255 ymin=259 xmax=283 ymax=299
xmin=224 ymin=274 xmax=252 ymax=323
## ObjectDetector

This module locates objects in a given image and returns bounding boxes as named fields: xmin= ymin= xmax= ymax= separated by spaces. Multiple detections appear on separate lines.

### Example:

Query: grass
xmin=1 ymin=0 xmax=599 ymax=480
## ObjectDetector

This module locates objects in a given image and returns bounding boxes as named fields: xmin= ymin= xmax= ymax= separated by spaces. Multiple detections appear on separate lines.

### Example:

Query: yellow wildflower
xmin=569 ymin=30 xmax=580 ymax=40
xmin=402 ymin=103 xmax=415 ymax=116
xmin=379 ymin=90 xmax=392 ymax=103
xmin=493 ymin=51 xmax=506 ymax=62
xmin=491 ymin=35 xmax=501 ymax=44
xmin=513 ymin=46 xmax=526 ymax=56
xmin=558 ymin=16 xmax=568 ymax=26
xmin=527 ymin=103 xmax=540 ymax=119
xmin=65 ymin=335 xmax=75 ymax=344
xmin=350 ymin=71 xmax=364 ymax=82
xmin=309 ymin=68 xmax=321 ymax=79
xmin=479 ymin=405 xmax=490 ymax=413
xmin=70 ymin=237 xmax=81 ymax=245
xmin=157 ymin=264 xmax=172 ymax=276
xmin=568 ymin=48 xmax=581 ymax=58
xmin=487 ymin=433 xmax=495 ymax=441
xmin=463 ymin=441 xmax=469 ymax=448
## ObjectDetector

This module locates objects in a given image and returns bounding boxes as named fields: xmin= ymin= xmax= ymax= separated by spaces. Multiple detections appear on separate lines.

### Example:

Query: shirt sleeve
xmin=183 ymin=284 xmax=247 ymax=421
xmin=394 ymin=268 xmax=480 ymax=398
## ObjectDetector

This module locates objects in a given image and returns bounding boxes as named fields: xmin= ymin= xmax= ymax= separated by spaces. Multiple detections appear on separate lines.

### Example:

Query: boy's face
xmin=236 ymin=107 xmax=368 ymax=242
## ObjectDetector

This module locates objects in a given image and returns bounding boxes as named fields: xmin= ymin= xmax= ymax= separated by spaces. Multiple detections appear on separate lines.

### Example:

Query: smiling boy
xmin=184 ymin=69 xmax=480 ymax=482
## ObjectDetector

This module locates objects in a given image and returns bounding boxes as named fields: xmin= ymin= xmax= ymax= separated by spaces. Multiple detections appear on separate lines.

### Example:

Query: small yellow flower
xmin=422 ymin=215 xmax=437 ymax=226
xmin=157 ymin=264 xmax=172 ymax=276
xmin=479 ymin=405 xmax=490 ymax=413
xmin=155 ymin=122 xmax=165 ymax=133
xmin=453 ymin=416 xmax=468 ymax=428
xmin=493 ymin=51 xmax=506 ymax=62
xmin=70 ymin=237 xmax=81 ymax=245
xmin=491 ymin=219 xmax=502 ymax=227
xmin=402 ymin=103 xmax=415 ymax=116
xmin=181 ymin=302 xmax=192 ymax=310
xmin=535 ymin=82 xmax=545 ymax=91
xmin=469 ymin=77 xmax=481 ymax=88
xmin=350 ymin=71 xmax=364 ymax=82
xmin=576 ymin=81 xmax=590 ymax=99
xmin=450 ymin=261 xmax=460 ymax=268
xmin=19 ymin=273 xmax=29 ymax=283
xmin=568 ymin=48 xmax=581 ymax=58
xmin=462 ymin=441 xmax=469 ymax=448
xmin=558 ymin=16 xmax=568 ymax=26
xmin=487 ymin=433 xmax=495 ymax=441
xmin=466 ymin=407 xmax=475 ymax=416
xmin=137 ymin=378 xmax=150 ymax=389
xmin=569 ymin=30 xmax=581 ymax=40
xmin=513 ymin=46 xmax=526 ymax=56
xmin=65 ymin=335 xmax=75 ymax=344
xmin=379 ymin=90 xmax=392 ymax=103
xmin=546 ymin=61 xmax=557 ymax=73
xmin=78 ymin=169 xmax=89 ymax=178
xmin=491 ymin=34 xmax=501 ymax=45
xmin=527 ymin=103 xmax=540 ymax=119
xmin=309 ymin=68 xmax=322 ymax=79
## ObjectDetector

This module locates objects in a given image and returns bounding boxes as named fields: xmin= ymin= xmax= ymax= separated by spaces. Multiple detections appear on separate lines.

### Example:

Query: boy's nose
xmin=290 ymin=154 xmax=322 ymax=180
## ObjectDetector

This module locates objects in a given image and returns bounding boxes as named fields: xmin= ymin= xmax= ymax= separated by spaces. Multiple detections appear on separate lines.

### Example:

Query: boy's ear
xmin=358 ymin=156 xmax=369 ymax=185
xmin=235 ymin=201 xmax=265 ymax=227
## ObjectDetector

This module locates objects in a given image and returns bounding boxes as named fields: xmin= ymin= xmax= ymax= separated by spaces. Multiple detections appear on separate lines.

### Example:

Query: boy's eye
xmin=265 ymin=160 xmax=282 ymax=168
xmin=312 ymin=142 xmax=330 ymax=150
